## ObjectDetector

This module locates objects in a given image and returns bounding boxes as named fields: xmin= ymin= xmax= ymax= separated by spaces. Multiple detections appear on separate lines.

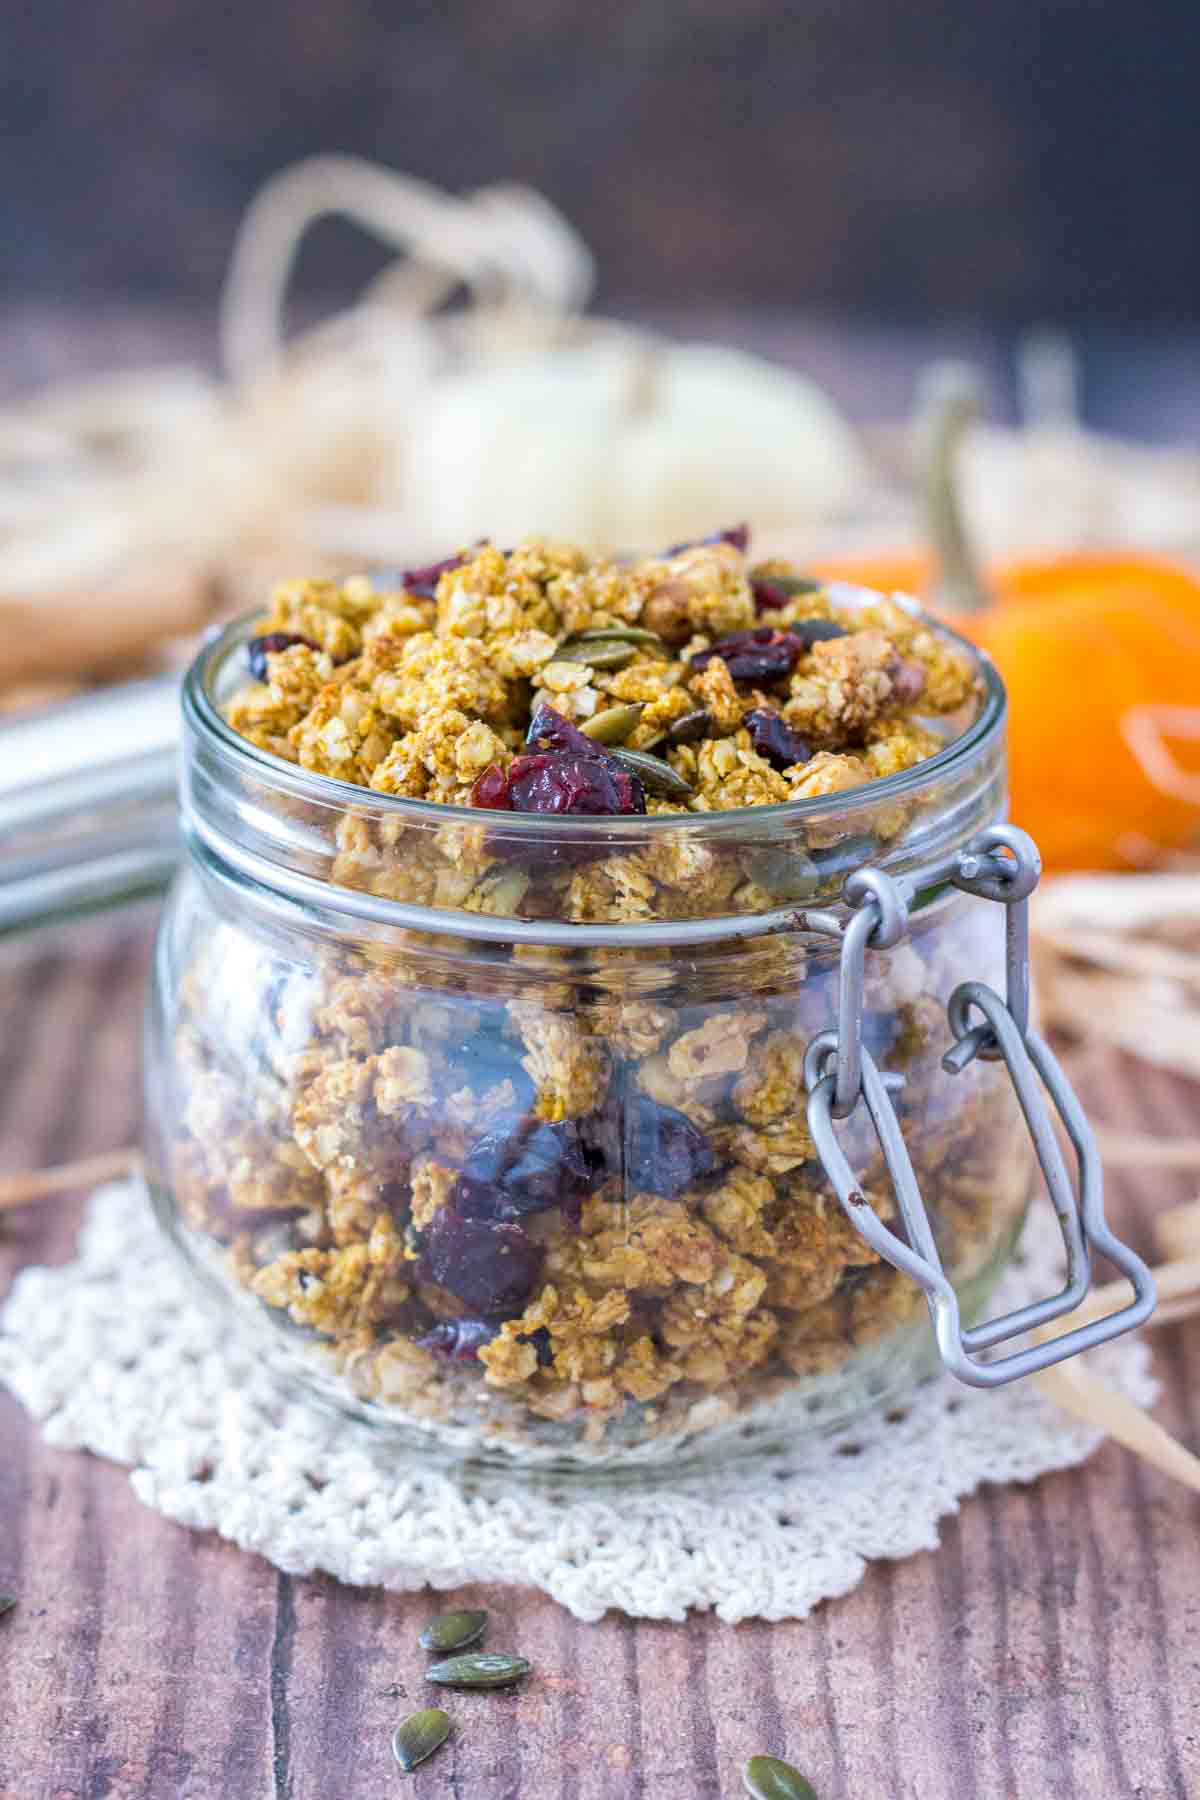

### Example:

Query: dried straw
xmin=0 ymin=1149 xmax=141 ymax=1213
xmin=1026 ymin=818 xmax=1200 ymax=1480
xmin=1032 ymin=868 xmax=1200 ymax=1080
xmin=1093 ymin=1130 xmax=1200 ymax=1169
xmin=1032 ymin=1197 xmax=1200 ymax=1488
xmin=1035 ymin=1354 xmax=1200 ymax=1491
xmin=0 ymin=161 xmax=595 ymax=691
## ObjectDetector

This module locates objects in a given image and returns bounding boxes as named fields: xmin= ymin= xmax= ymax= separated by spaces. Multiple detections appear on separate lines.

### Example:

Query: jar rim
xmin=184 ymin=593 xmax=1007 ymax=842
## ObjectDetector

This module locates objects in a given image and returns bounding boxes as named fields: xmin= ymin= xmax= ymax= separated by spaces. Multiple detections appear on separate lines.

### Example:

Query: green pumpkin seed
xmin=744 ymin=848 xmax=822 ymax=902
xmin=743 ymin=1754 xmax=818 ymax=1799
xmin=0 ymin=1595 xmax=14 ymax=1620
xmin=418 ymin=1607 xmax=489 ymax=1653
xmin=642 ymin=707 xmax=712 ymax=753
xmin=756 ymin=574 xmax=824 ymax=598
xmin=810 ymin=833 xmax=878 ymax=880
xmin=555 ymin=638 xmax=638 ymax=671
xmin=665 ymin=707 xmax=712 ymax=744
xmin=579 ymin=703 xmax=645 ymax=745
xmin=575 ymin=625 xmax=666 ymax=648
xmin=392 ymin=1708 xmax=451 ymax=1772
xmin=465 ymin=867 xmax=530 ymax=915
xmin=609 ymin=747 xmax=694 ymax=800
xmin=425 ymin=1651 xmax=531 ymax=1690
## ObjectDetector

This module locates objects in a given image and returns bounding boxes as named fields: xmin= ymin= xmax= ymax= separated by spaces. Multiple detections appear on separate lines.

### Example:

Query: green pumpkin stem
xmin=915 ymin=362 xmax=991 ymax=615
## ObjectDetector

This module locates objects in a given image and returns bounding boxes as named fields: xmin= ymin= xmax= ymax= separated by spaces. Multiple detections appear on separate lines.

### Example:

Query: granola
xmin=159 ymin=531 xmax=1028 ymax=1464
xmin=224 ymin=532 xmax=979 ymax=927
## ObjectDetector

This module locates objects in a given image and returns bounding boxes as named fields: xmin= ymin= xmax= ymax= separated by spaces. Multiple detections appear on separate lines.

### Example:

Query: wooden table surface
xmin=1 ymin=313 xmax=1199 ymax=1798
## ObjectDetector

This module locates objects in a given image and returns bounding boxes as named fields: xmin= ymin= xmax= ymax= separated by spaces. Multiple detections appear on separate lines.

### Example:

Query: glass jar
xmin=143 ymin=601 xmax=1147 ymax=1476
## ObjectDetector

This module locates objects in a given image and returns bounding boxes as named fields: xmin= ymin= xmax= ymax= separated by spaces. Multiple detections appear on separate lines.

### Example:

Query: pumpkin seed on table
xmin=392 ymin=1708 xmax=452 ymax=1773
xmin=609 ymin=747 xmax=694 ymax=799
xmin=743 ymin=1754 xmax=818 ymax=1799
xmin=419 ymin=1607 xmax=489 ymax=1653
xmin=580 ymin=703 xmax=645 ymax=746
xmin=425 ymin=1651 xmax=531 ymax=1689
xmin=0 ymin=1594 xmax=14 ymax=1620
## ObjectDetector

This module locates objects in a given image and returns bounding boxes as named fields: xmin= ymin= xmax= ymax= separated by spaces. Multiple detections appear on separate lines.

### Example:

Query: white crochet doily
xmin=0 ymin=1181 xmax=1155 ymax=1622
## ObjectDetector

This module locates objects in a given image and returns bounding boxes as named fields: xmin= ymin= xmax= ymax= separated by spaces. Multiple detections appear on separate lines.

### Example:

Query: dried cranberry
xmin=416 ymin=1317 xmax=498 ymax=1362
xmin=888 ymin=656 xmax=927 ymax=704
xmin=247 ymin=632 xmax=318 ymax=681
xmin=585 ymin=1093 xmax=722 ymax=1198
xmin=600 ymin=758 xmax=646 ymax=816
xmin=475 ymin=711 xmax=646 ymax=817
xmin=664 ymin=523 xmax=750 ymax=556
xmin=457 ymin=1117 xmax=600 ymax=1226
xmin=689 ymin=628 xmax=805 ymax=685
xmin=470 ymin=764 xmax=514 ymax=809
xmin=524 ymin=704 xmax=600 ymax=757
xmin=400 ymin=550 xmax=466 ymax=597
xmin=508 ymin=751 xmax=645 ymax=817
xmin=750 ymin=573 xmax=823 ymax=614
xmin=420 ymin=1206 xmax=543 ymax=1317
xmin=523 ymin=706 xmax=645 ymax=812
xmin=787 ymin=619 xmax=849 ymax=647
xmin=743 ymin=708 xmax=812 ymax=770
xmin=631 ymin=1095 xmax=721 ymax=1195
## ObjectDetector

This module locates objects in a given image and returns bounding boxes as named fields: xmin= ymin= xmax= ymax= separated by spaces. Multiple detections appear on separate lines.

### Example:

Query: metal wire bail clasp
xmin=805 ymin=828 xmax=1156 ymax=1389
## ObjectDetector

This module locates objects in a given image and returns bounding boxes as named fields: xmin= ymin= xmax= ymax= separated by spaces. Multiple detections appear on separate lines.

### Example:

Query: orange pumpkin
xmin=808 ymin=550 xmax=935 ymax=596
xmin=807 ymin=432 xmax=1200 ymax=872
xmin=976 ymin=558 xmax=1200 ymax=869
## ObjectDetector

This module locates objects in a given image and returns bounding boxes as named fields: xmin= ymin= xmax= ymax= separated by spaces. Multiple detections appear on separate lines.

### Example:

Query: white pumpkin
xmin=400 ymin=335 xmax=864 ymax=554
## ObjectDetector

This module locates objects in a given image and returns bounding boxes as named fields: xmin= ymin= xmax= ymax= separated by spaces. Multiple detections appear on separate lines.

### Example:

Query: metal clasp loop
xmin=830 ymin=867 xmax=910 ymax=1119
xmin=943 ymin=982 xmax=1090 ymax=1342
xmin=803 ymin=824 xmax=1157 ymax=1388
xmin=946 ymin=822 xmax=1038 ymax=1060
xmin=807 ymin=1043 xmax=1156 ymax=1386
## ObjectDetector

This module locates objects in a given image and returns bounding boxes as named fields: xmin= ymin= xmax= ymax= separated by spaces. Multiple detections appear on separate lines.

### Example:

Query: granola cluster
xmin=159 ymin=534 xmax=1026 ymax=1462
xmin=168 ymin=896 xmax=1029 ymax=1459
xmin=222 ymin=533 xmax=979 ymax=925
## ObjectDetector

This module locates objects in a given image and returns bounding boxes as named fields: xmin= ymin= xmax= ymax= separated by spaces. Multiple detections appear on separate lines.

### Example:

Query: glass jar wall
xmin=143 ymin=606 xmax=1034 ymax=1473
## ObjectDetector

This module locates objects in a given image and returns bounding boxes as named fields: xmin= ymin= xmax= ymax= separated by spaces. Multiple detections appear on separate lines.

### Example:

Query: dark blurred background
xmin=5 ymin=0 xmax=1200 ymax=321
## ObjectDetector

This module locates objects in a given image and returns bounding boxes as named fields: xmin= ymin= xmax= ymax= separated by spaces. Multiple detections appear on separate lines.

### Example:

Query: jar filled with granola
xmin=144 ymin=533 xmax=1152 ymax=1473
